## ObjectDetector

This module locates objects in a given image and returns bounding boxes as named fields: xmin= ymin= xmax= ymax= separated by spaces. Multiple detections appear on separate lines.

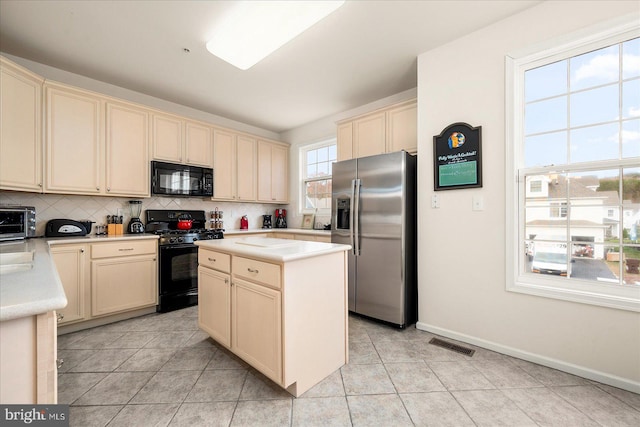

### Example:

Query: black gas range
xmin=145 ymin=209 xmax=223 ymax=313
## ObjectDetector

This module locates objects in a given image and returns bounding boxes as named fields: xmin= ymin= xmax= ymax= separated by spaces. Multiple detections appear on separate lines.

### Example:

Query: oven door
xmin=159 ymin=244 xmax=198 ymax=298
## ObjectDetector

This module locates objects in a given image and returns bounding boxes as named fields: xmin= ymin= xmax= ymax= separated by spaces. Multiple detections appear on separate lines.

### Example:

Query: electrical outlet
xmin=431 ymin=195 xmax=440 ymax=208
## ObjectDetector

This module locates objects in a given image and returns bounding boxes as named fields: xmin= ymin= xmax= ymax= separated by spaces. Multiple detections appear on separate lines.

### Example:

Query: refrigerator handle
xmin=350 ymin=179 xmax=356 ymax=255
xmin=354 ymin=178 xmax=361 ymax=256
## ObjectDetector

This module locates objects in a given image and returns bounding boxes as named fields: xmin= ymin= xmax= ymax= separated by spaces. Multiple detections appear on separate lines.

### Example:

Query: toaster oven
xmin=0 ymin=205 xmax=36 ymax=241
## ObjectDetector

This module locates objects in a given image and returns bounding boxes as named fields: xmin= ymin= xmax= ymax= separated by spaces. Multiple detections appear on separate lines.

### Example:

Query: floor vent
xmin=429 ymin=338 xmax=475 ymax=357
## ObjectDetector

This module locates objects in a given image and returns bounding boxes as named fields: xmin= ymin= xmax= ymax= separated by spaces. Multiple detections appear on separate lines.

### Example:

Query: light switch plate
xmin=472 ymin=195 xmax=484 ymax=211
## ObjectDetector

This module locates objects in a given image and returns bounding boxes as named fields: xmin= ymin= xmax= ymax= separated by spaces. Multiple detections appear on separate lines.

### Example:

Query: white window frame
xmin=505 ymin=18 xmax=640 ymax=312
xmin=299 ymin=138 xmax=337 ymax=214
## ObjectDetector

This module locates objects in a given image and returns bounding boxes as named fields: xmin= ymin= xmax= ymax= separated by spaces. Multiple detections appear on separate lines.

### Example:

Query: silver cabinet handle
xmin=80 ymin=249 xmax=85 ymax=253
xmin=224 ymin=279 xmax=229 ymax=284
xmin=247 ymin=268 xmax=259 ymax=273
xmin=56 ymin=313 xmax=64 ymax=322
xmin=107 ymin=187 xmax=111 ymax=192
xmin=208 ymin=257 xmax=216 ymax=262
xmin=118 ymin=248 xmax=134 ymax=251
xmin=96 ymin=186 xmax=100 ymax=190
xmin=56 ymin=358 xmax=64 ymax=369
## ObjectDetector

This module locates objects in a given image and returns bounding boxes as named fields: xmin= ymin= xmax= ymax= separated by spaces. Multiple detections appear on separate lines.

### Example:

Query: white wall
xmin=416 ymin=1 xmax=640 ymax=391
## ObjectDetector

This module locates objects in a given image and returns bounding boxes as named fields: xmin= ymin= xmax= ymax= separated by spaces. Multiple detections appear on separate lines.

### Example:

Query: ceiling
xmin=0 ymin=0 xmax=540 ymax=134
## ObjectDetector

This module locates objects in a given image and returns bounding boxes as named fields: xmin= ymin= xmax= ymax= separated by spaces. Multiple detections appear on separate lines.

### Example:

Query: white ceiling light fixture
xmin=206 ymin=0 xmax=345 ymax=70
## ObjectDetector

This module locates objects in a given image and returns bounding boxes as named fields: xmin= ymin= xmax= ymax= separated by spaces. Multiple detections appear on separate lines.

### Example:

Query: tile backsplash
xmin=0 ymin=191 xmax=287 ymax=236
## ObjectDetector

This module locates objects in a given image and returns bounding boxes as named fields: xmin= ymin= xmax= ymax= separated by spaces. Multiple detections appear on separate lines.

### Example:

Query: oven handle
xmin=159 ymin=244 xmax=199 ymax=250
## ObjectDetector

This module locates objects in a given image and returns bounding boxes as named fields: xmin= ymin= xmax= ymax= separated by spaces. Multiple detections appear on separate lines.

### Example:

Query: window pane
xmin=623 ymin=79 xmax=640 ymax=118
xmin=525 ymin=96 xmax=567 ymax=134
xmin=307 ymin=149 xmax=317 ymax=164
xmin=569 ymin=123 xmax=619 ymax=163
xmin=623 ymin=167 xmax=640 ymax=203
xmin=307 ymin=164 xmax=316 ymax=178
xmin=524 ymin=131 xmax=567 ymax=167
xmin=622 ymin=119 xmax=640 ymax=158
xmin=317 ymin=161 xmax=329 ymax=176
xmin=570 ymin=85 xmax=619 ymax=127
xmin=622 ymin=245 xmax=640 ymax=285
xmin=525 ymin=60 xmax=567 ymax=102
xmin=623 ymin=38 xmax=640 ymax=79
xmin=526 ymin=173 xmax=567 ymax=204
xmin=317 ymin=147 xmax=328 ymax=162
xmin=570 ymin=45 xmax=619 ymax=91
xmin=328 ymin=145 xmax=337 ymax=161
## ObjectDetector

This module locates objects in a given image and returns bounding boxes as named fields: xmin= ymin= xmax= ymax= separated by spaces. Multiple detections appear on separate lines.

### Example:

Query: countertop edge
xmin=224 ymin=228 xmax=331 ymax=236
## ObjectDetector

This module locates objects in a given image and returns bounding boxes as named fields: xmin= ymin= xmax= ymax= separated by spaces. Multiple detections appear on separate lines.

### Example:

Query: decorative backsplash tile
xmin=0 ymin=191 xmax=287 ymax=236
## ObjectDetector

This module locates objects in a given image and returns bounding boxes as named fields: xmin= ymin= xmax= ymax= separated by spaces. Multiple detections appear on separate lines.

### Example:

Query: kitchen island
xmin=195 ymin=236 xmax=350 ymax=397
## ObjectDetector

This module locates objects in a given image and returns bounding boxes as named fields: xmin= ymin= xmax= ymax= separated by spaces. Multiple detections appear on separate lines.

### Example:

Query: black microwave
xmin=151 ymin=161 xmax=214 ymax=197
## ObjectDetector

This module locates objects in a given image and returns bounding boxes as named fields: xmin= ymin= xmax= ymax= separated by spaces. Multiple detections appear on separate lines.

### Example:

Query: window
xmin=301 ymin=140 xmax=337 ymax=213
xmin=507 ymin=22 xmax=640 ymax=311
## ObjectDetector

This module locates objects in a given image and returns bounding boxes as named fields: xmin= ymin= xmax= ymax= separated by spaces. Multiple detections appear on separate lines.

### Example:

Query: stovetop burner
xmin=145 ymin=209 xmax=224 ymax=246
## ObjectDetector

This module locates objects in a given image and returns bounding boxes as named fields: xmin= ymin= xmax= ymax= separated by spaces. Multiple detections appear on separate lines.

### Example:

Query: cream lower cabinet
xmin=197 ymin=246 xmax=347 ymax=397
xmin=50 ymin=244 xmax=89 ymax=325
xmin=0 ymin=310 xmax=57 ymax=404
xmin=0 ymin=56 xmax=44 ymax=192
xmin=91 ymin=241 xmax=157 ymax=317
xmin=198 ymin=267 xmax=231 ymax=347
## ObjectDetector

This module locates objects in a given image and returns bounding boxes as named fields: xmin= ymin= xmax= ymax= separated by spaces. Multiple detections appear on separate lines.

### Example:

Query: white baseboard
xmin=416 ymin=321 xmax=640 ymax=394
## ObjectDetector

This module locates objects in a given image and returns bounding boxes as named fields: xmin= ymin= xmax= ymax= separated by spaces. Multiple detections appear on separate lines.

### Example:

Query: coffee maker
xmin=275 ymin=209 xmax=287 ymax=228
xmin=262 ymin=214 xmax=272 ymax=229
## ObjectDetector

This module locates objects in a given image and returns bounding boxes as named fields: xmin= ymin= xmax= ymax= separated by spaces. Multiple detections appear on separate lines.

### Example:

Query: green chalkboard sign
xmin=433 ymin=122 xmax=482 ymax=191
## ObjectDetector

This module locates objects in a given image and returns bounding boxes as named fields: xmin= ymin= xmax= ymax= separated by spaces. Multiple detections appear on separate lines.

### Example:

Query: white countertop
xmin=0 ymin=235 xmax=158 ymax=322
xmin=224 ymin=228 xmax=331 ymax=237
xmin=196 ymin=237 xmax=350 ymax=263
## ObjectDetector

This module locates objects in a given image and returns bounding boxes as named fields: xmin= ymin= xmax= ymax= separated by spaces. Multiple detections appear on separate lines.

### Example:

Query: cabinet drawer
xmin=91 ymin=240 xmax=157 ymax=259
xmin=199 ymin=249 xmax=231 ymax=273
xmin=233 ymin=256 xmax=281 ymax=290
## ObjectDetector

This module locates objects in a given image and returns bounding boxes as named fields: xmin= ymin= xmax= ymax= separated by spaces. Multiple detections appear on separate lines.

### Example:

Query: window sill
xmin=507 ymin=277 xmax=640 ymax=312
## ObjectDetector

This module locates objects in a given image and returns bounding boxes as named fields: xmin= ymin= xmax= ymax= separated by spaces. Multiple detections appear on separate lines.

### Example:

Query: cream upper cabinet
xmin=353 ymin=111 xmax=386 ymax=158
xmin=45 ymin=82 xmax=102 ymax=194
xmin=337 ymin=99 xmax=417 ymax=160
xmin=152 ymin=112 xmax=183 ymax=163
xmin=151 ymin=113 xmax=213 ymax=168
xmin=257 ymin=140 xmax=288 ymax=203
xmin=50 ymin=244 xmax=88 ymax=325
xmin=105 ymin=101 xmax=150 ymax=197
xmin=336 ymin=122 xmax=353 ymax=161
xmin=212 ymin=130 xmax=256 ymax=202
xmin=236 ymin=135 xmax=257 ymax=201
xmin=386 ymin=101 xmax=417 ymax=154
xmin=0 ymin=57 xmax=44 ymax=192
xmin=184 ymin=120 xmax=213 ymax=167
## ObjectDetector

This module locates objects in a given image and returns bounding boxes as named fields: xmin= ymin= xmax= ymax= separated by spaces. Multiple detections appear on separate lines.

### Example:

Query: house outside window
xmin=506 ymin=23 xmax=640 ymax=311
xmin=300 ymin=140 xmax=337 ymax=213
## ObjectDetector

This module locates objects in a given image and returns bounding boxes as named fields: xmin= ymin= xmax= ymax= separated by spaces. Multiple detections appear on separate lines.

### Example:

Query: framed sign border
xmin=433 ymin=122 xmax=483 ymax=191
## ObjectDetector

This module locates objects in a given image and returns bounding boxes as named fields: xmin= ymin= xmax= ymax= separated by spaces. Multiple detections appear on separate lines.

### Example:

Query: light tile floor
xmin=57 ymin=306 xmax=640 ymax=426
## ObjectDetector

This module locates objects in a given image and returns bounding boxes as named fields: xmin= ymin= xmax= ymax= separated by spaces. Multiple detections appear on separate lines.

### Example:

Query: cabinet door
xmin=0 ymin=58 xmax=43 ymax=192
xmin=45 ymin=83 xmax=102 ymax=194
xmin=232 ymin=278 xmax=282 ymax=384
xmin=185 ymin=120 xmax=213 ymax=167
xmin=198 ymin=267 xmax=231 ymax=348
xmin=336 ymin=122 xmax=353 ymax=162
xmin=271 ymin=144 xmax=288 ymax=203
xmin=213 ymin=129 xmax=235 ymax=200
xmin=353 ymin=111 xmax=385 ymax=158
xmin=258 ymin=141 xmax=288 ymax=203
xmin=91 ymin=255 xmax=157 ymax=316
xmin=152 ymin=113 xmax=182 ymax=163
xmin=387 ymin=102 xmax=417 ymax=154
xmin=236 ymin=135 xmax=256 ymax=201
xmin=105 ymin=101 xmax=150 ymax=196
xmin=50 ymin=244 xmax=87 ymax=325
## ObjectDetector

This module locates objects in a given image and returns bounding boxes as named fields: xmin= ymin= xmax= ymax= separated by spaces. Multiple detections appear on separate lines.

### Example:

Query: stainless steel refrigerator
xmin=331 ymin=151 xmax=417 ymax=328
